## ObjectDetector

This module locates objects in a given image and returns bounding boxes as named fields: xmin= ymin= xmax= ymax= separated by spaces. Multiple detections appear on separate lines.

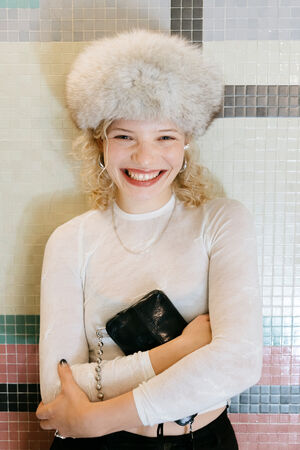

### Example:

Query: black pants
xmin=50 ymin=406 xmax=238 ymax=450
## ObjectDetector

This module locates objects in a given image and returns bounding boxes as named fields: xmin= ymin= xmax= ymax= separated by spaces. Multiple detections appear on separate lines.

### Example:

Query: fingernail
xmin=59 ymin=359 xmax=67 ymax=365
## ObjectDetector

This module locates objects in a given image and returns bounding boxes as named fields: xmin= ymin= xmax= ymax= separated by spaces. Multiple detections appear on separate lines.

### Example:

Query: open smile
xmin=121 ymin=168 xmax=167 ymax=186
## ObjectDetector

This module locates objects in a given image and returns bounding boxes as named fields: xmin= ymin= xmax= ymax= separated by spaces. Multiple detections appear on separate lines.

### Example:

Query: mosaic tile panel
xmin=0 ymin=0 xmax=39 ymax=8
xmin=0 ymin=0 xmax=170 ymax=41
xmin=0 ymin=412 xmax=53 ymax=450
xmin=0 ymin=383 xmax=40 ymax=412
xmin=0 ymin=315 xmax=39 ymax=345
xmin=203 ymin=0 xmax=300 ymax=41
xmin=0 ymin=344 xmax=39 ymax=384
xmin=231 ymin=385 xmax=300 ymax=414
xmin=0 ymin=412 xmax=299 ymax=450
xmin=0 ymin=382 xmax=300 ymax=413
xmin=2 ymin=314 xmax=300 ymax=346
xmin=170 ymin=0 xmax=203 ymax=43
xmin=218 ymin=85 xmax=300 ymax=118
xmin=263 ymin=316 xmax=300 ymax=347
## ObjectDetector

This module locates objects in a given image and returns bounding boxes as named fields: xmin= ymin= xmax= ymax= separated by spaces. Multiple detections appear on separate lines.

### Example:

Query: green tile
xmin=6 ymin=315 xmax=15 ymax=325
xmin=272 ymin=336 xmax=281 ymax=346
xmin=264 ymin=327 xmax=271 ymax=337
xmin=0 ymin=335 xmax=5 ymax=344
xmin=25 ymin=315 xmax=36 ymax=324
xmin=0 ymin=316 xmax=4 ymax=325
xmin=16 ymin=325 xmax=26 ymax=334
xmin=16 ymin=316 xmax=25 ymax=325
xmin=18 ymin=0 xmax=29 ymax=6
xmin=272 ymin=317 xmax=282 ymax=326
xmin=7 ymin=0 xmax=17 ymax=7
xmin=6 ymin=335 xmax=15 ymax=344
xmin=272 ymin=327 xmax=282 ymax=337
xmin=6 ymin=325 xmax=15 ymax=334
xmin=29 ymin=0 xmax=39 ymax=7
xmin=0 ymin=0 xmax=7 ymax=7
xmin=26 ymin=325 xmax=36 ymax=334
xmin=16 ymin=335 xmax=25 ymax=344
xmin=27 ymin=335 xmax=36 ymax=344
xmin=0 ymin=326 xmax=5 ymax=334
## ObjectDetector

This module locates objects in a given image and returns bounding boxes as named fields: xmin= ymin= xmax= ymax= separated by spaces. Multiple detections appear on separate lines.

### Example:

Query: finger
xmin=39 ymin=419 xmax=56 ymax=431
xmin=36 ymin=402 xmax=51 ymax=420
xmin=57 ymin=359 xmax=74 ymax=387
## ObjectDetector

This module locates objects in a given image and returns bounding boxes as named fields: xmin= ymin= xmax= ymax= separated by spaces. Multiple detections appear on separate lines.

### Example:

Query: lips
xmin=121 ymin=168 xmax=166 ymax=186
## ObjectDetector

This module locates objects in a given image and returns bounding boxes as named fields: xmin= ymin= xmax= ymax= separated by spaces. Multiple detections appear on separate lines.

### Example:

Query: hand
xmin=36 ymin=360 xmax=98 ymax=438
xmin=180 ymin=314 xmax=212 ymax=351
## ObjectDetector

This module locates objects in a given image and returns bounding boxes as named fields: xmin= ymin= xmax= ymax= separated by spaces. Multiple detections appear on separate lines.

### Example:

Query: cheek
xmin=166 ymin=148 xmax=185 ymax=170
xmin=105 ymin=146 xmax=126 ymax=170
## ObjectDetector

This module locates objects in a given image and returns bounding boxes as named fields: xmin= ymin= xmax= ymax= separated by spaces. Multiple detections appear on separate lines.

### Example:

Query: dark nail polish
xmin=60 ymin=359 xmax=67 ymax=365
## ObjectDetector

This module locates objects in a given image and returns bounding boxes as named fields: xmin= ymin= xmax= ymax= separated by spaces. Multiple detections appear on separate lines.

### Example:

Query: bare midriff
xmin=124 ymin=405 xmax=226 ymax=437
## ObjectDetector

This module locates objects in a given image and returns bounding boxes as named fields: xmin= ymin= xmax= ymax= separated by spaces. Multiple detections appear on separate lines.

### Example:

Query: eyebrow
xmin=109 ymin=127 xmax=180 ymax=133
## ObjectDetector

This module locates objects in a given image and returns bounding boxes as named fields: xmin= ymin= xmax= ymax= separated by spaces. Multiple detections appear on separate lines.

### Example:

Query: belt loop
xmin=157 ymin=423 xmax=164 ymax=450
xmin=189 ymin=418 xmax=195 ymax=450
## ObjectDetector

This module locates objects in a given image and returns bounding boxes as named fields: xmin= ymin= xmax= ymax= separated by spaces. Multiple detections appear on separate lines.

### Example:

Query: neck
xmin=115 ymin=191 xmax=173 ymax=214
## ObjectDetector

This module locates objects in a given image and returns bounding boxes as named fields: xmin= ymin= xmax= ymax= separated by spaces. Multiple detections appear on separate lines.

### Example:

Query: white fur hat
xmin=66 ymin=29 xmax=223 ymax=138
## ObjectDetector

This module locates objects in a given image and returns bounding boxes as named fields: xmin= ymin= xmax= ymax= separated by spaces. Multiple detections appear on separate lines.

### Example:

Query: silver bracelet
xmin=95 ymin=327 xmax=105 ymax=401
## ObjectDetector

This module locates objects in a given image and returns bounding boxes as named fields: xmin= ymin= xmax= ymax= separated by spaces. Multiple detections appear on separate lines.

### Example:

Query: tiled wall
xmin=0 ymin=1 xmax=299 ymax=449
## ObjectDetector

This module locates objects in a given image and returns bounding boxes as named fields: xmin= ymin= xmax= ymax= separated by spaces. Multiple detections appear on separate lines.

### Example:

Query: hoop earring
xmin=179 ymin=144 xmax=189 ymax=173
xmin=98 ymin=152 xmax=105 ymax=169
xmin=179 ymin=157 xmax=187 ymax=173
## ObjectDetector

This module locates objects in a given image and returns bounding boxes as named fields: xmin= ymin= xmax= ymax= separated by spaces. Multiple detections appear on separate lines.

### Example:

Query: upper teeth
xmin=127 ymin=170 xmax=160 ymax=181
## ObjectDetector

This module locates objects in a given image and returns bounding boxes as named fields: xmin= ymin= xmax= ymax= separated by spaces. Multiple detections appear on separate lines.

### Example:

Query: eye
xmin=114 ymin=135 xmax=132 ymax=140
xmin=160 ymin=136 xmax=175 ymax=140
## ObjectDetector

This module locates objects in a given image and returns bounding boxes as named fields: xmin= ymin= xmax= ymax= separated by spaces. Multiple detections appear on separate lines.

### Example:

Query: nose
xmin=131 ymin=141 xmax=155 ymax=167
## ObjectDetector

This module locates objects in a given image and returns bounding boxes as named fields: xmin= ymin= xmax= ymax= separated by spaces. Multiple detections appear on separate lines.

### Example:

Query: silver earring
xmin=179 ymin=144 xmax=189 ymax=173
xmin=98 ymin=153 xmax=105 ymax=169
xmin=179 ymin=157 xmax=187 ymax=173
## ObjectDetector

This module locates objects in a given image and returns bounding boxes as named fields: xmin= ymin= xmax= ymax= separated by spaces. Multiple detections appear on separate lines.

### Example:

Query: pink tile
xmin=0 ymin=442 xmax=9 ymax=450
xmin=0 ymin=432 xmax=9 ymax=440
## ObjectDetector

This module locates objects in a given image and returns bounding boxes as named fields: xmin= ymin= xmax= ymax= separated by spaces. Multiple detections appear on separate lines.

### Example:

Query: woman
xmin=36 ymin=30 xmax=263 ymax=449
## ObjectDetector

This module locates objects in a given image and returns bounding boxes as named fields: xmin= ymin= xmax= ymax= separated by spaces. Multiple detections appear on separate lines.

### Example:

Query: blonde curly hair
xmin=71 ymin=119 xmax=219 ymax=210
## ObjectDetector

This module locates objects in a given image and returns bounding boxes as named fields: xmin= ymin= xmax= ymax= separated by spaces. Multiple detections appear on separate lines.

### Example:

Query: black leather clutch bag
xmin=106 ymin=289 xmax=197 ymax=426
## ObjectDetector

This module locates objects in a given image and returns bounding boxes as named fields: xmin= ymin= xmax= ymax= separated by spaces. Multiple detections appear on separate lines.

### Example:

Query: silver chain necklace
xmin=111 ymin=197 xmax=176 ymax=255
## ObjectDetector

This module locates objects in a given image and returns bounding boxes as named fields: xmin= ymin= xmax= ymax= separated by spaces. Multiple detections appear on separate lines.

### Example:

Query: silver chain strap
xmin=95 ymin=327 xmax=105 ymax=401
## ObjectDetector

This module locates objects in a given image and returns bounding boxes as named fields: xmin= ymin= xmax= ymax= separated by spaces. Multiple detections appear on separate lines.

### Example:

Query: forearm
xmin=86 ymin=391 xmax=143 ymax=437
xmin=149 ymin=313 xmax=212 ymax=376
xmin=149 ymin=335 xmax=197 ymax=375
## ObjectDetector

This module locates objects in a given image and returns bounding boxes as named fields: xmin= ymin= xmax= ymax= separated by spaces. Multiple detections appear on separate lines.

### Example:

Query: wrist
xmin=174 ymin=334 xmax=197 ymax=357
xmin=82 ymin=391 xmax=142 ymax=437
xmin=80 ymin=402 xmax=108 ymax=438
xmin=176 ymin=333 xmax=201 ymax=355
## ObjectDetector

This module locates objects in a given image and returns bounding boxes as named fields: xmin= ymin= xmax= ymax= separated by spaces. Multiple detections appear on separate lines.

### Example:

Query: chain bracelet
xmin=95 ymin=327 xmax=105 ymax=401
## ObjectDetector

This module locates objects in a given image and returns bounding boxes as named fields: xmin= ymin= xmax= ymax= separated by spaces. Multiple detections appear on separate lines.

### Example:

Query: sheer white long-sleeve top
xmin=39 ymin=195 xmax=263 ymax=426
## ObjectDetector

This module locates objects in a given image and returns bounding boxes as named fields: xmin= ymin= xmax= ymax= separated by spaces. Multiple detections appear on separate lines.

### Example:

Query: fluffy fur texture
xmin=66 ymin=29 xmax=224 ymax=138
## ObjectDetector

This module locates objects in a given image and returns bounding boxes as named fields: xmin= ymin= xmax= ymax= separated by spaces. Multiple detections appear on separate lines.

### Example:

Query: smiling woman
xmin=102 ymin=118 xmax=187 ymax=213
xmin=72 ymin=116 xmax=217 ymax=213
xmin=36 ymin=29 xmax=262 ymax=450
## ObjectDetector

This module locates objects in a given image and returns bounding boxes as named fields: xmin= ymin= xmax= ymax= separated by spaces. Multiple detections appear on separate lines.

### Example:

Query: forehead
xmin=107 ymin=118 xmax=184 ymax=135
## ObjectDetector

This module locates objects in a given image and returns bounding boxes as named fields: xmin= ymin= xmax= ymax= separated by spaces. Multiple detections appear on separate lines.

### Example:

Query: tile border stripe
xmin=218 ymin=85 xmax=300 ymax=118
xmin=0 ymin=383 xmax=299 ymax=413
xmin=2 ymin=315 xmax=300 ymax=345
xmin=171 ymin=0 xmax=203 ymax=43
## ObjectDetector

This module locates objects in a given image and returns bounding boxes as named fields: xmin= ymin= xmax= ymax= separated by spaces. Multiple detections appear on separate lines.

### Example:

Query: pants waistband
xmin=110 ymin=406 xmax=229 ymax=444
